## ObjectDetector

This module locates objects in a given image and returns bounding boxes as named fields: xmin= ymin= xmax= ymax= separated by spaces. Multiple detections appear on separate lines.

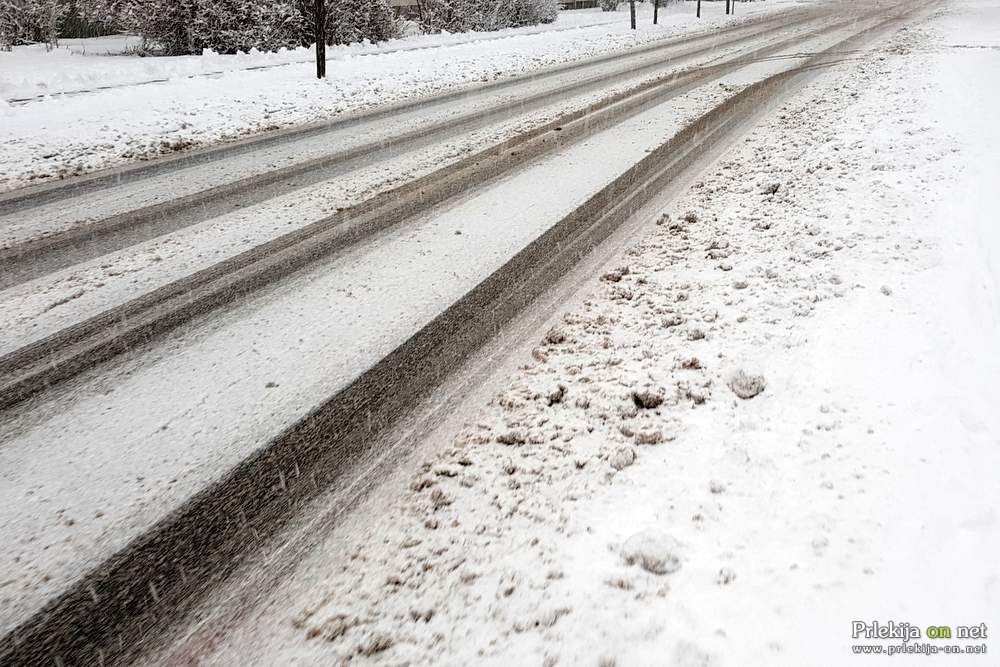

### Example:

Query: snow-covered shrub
xmin=61 ymin=0 xmax=119 ymax=39
xmin=81 ymin=0 xmax=197 ymax=54
xmin=81 ymin=0 xmax=396 ymax=54
xmin=194 ymin=0 xmax=303 ymax=53
xmin=419 ymin=0 xmax=559 ymax=33
xmin=295 ymin=0 xmax=399 ymax=48
xmin=322 ymin=0 xmax=397 ymax=45
xmin=507 ymin=0 xmax=558 ymax=27
xmin=0 ymin=0 xmax=30 ymax=49
xmin=599 ymin=0 xmax=619 ymax=12
xmin=397 ymin=17 xmax=421 ymax=37
xmin=0 ymin=0 xmax=67 ymax=49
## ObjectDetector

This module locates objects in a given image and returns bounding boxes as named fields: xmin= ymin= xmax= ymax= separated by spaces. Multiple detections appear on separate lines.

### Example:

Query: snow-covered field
xmin=0 ymin=1 xmax=803 ymax=192
xmin=182 ymin=1 xmax=998 ymax=664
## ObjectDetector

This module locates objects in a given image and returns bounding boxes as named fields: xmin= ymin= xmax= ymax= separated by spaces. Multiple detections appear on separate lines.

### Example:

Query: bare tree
xmin=40 ymin=0 xmax=64 ymax=48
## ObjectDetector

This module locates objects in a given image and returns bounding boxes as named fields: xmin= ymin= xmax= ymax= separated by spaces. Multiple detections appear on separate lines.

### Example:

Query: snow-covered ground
xmin=0 ymin=11 xmax=626 ymax=99
xmin=180 ymin=1 xmax=997 ymax=664
xmin=0 ymin=1 xmax=805 ymax=192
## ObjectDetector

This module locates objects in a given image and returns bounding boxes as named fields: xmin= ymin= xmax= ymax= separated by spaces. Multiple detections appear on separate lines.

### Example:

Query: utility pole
xmin=696 ymin=0 xmax=701 ymax=19
xmin=653 ymin=0 xmax=659 ymax=24
xmin=629 ymin=0 xmax=636 ymax=29
xmin=315 ymin=0 xmax=326 ymax=79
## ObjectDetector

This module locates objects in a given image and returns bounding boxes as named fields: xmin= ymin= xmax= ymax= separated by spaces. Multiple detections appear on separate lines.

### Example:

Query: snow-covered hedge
xmin=194 ymin=0 xmax=304 ymax=54
xmin=419 ymin=0 xmax=559 ymax=33
xmin=315 ymin=0 xmax=397 ymax=47
xmin=77 ymin=0 xmax=398 ymax=54
xmin=1 ymin=0 xmax=66 ymax=50
xmin=4 ymin=0 xmax=561 ymax=55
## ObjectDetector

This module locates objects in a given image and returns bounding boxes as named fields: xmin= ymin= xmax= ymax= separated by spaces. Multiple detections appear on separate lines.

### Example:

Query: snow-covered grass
xmin=183 ymin=2 xmax=998 ymax=664
xmin=1 ymin=10 xmax=628 ymax=102
xmin=0 ymin=1 xmax=802 ymax=192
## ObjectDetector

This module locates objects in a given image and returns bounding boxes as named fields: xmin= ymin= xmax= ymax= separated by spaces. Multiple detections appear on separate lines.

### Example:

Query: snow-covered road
xmin=159 ymin=1 xmax=997 ymax=664
xmin=0 ymin=9 xmax=839 ymax=366
xmin=0 ymin=6 xmax=824 ymax=262
xmin=0 ymin=18 xmax=880 ymax=639
xmin=3 ymin=1 xmax=994 ymax=665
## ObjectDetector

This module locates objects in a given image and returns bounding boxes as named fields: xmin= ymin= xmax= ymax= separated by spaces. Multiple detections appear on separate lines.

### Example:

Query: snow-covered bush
xmin=599 ymin=0 xmax=619 ymax=12
xmin=507 ymin=0 xmax=558 ymax=27
xmin=79 ymin=0 xmax=396 ymax=54
xmin=419 ymin=0 xmax=559 ymax=33
xmin=322 ymin=0 xmax=397 ymax=45
xmin=80 ymin=0 xmax=196 ymax=54
xmin=0 ymin=0 xmax=30 ymax=49
xmin=61 ymin=0 xmax=119 ymax=39
xmin=0 ymin=0 xmax=67 ymax=50
xmin=194 ymin=0 xmax=303 ymax=53
xmin=397 ymin=17 xmax=421 ymax=38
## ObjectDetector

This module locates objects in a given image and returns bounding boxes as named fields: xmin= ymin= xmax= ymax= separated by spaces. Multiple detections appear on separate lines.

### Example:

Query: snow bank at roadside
xmin=266 ymin=4 xmax=999 ymax=665
xmin=0 ymin=2 xmax=796 ymax=192
xmin=0 ymin=10 xmax=626 ymax=102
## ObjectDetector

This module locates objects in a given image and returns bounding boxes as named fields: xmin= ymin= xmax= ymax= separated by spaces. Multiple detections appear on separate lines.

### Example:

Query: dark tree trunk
xmin=653 ymin=0 xmax=659 ymax=24
xmin=315 ymin=0 xmax=326 ymax=78
xmin=629 ymin=0 xmax=636 ymax=29
xmin=697 ymin=0 xmax=701 ymax=18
